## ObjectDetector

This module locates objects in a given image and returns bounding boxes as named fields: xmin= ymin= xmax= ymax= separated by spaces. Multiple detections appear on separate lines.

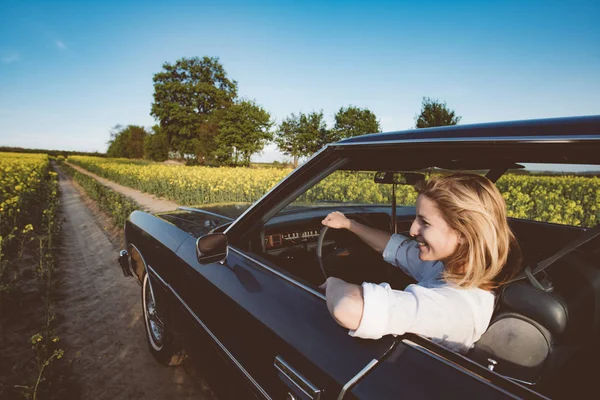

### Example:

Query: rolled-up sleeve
xmin=348 ymin=282 xmax=495 ymax=353
xmin=382 ymin=234 xmax=442 ymax=281
xmin=349 ymin=282 xmax=418 ymax=339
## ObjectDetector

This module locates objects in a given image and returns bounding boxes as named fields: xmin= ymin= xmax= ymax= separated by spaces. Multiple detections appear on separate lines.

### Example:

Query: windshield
xmin=282 ymin=170 xmax=419 ymax=212
xmin=279 ymin=164 xmax=598 ymax=228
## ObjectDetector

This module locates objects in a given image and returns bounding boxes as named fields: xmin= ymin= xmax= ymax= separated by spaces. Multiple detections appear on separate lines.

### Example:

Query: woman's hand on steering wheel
xmin=318 ymin=211 xmax=373 ymax=281
xmin=321 ymin=211 xmax=352 ymax=231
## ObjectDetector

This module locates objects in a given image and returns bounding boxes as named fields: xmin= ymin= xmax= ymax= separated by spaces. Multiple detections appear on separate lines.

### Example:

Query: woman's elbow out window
xmin=333 ymin=295 xmax=363 ymax=330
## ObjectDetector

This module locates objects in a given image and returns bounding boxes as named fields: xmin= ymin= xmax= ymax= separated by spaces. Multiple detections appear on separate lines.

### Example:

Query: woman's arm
xmin=322 ymin=211 xmax=392 ymax=254
xmin=322 ymin=211 xmax=439 ymax=281
xmin=319 ymin=277 xmax=364 ymax=330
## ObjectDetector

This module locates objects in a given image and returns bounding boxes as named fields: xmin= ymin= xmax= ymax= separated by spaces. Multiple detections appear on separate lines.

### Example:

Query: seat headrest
xmin=501 ymin=283 xmax=568 ymax=336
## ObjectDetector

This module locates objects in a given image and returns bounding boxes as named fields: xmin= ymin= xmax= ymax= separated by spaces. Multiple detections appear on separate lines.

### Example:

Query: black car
xmin=119 ymin=116 xmax=600 ymax=400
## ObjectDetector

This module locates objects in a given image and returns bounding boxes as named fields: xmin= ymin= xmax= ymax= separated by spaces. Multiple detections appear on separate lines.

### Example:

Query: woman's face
xmin=409 ymin=194 xmax=461 ymax=261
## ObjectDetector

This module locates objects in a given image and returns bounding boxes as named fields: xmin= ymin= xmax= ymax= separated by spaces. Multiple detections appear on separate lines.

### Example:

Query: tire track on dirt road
xmin=54 ymin=165 xmax=214 ymax=400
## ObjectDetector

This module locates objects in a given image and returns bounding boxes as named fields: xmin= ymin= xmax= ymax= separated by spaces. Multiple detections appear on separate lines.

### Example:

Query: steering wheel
xmin=316 ymin=214 xmax=373 ymax=281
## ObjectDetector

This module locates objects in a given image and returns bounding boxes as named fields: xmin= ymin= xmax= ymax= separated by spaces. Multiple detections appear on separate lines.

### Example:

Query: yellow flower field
xmin=68 ymin=156 xmax=599 ymax=227
xmin=69 ymin=156 xmax=292 ymax=204
xmin=1 ymin=152 xmax=60 ymax=293
xmin=1 ymin=153 xmax=50 ymax=246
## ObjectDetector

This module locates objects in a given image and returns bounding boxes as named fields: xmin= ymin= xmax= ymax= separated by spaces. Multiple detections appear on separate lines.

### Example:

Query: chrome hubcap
xmin=143 ymin=274 xmax=164 ymax=350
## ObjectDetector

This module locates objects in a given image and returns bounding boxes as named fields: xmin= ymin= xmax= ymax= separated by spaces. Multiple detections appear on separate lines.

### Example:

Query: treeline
xmin=106 ymin=125 xmax=168 ymax=161
xmin=0 ymin=146 xmax=106 ymax=158
xmin=108 ymin=56 xmax=460 ymax=167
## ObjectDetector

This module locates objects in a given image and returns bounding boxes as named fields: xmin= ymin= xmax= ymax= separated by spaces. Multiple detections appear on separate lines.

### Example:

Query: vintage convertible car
xmin=118 ymin=116 xmax=599 ymax=399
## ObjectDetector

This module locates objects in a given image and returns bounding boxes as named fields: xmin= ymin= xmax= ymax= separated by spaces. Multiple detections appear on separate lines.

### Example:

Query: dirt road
xmin=54 ymin=165 xmax=214 ymax=399
xmin=65 ymin=161 xmax=179 ymax=212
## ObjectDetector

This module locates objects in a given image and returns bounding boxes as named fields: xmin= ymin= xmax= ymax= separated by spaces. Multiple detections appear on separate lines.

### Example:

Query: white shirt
xmin=348 ymin=234 xmax=495 ymax=353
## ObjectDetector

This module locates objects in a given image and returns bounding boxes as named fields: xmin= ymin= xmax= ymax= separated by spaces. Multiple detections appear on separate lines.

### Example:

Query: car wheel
xmin=142 ymin=272 xmax=186 ymax=366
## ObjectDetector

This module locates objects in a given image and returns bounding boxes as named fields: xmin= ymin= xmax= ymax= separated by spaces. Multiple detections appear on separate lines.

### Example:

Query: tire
xmin=142 ymin=272 xmax=187 ymax=366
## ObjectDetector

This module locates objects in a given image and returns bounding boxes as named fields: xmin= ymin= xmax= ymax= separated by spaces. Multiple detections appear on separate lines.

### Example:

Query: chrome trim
xmin=506 ymin=376 xmax=537 ymax=387
xmin=146 ymin=264 xmax=272 ymax=400
xmin=274 ymin=356 xmax=321 ymax=400
xmin=337 ymin=359 xmax=379 ymax=400
xmin=229 ymin=247 xmax=326 ymax=301
xmin=176 ymin=206 xmax=234 ymax=222
xmin=331 ymin=135 xmax=600 ymax=147
xmin=401 ymin=339 xmax=533 ymax=399
xmin=224 ymin=145 xmax=332 ymax=235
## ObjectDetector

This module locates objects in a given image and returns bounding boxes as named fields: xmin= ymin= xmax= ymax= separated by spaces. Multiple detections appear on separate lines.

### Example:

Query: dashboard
xmin=264 ymin=228 xmax=321 ymax=249
xmin=258 ymin=206 xmax=416 ymax=255
xmin=255 ymin=208 xmax=417 ymax=288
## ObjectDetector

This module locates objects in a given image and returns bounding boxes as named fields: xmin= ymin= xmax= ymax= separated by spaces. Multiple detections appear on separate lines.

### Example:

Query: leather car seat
xmin=467 ymin=247 xmax=600 ymax=387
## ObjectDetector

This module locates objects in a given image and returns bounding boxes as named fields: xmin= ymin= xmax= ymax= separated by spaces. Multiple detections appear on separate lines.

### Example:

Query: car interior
xmin=241 ymin=163 xmax=600 ymax=399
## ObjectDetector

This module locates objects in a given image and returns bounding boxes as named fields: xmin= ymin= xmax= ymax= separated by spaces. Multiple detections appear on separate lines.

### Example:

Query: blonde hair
xmin=415 ymin=173 xmax=521 ymax=291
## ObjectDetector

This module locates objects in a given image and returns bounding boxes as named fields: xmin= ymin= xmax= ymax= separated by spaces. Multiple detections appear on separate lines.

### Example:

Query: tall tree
xmin=215 ymin=100 xmax=273 ymax=166
xmin=275 ymin=111 xmax=333 ymax=167
xmin=333 ymin=105 xmax=381 ymax=140
xmin=415 ymin=97 xmax=461 ymax=128
xmin=107 ymin=125 xmax=148 ymax=158
xmin=150 ymin=56 xmax=238 ymax=163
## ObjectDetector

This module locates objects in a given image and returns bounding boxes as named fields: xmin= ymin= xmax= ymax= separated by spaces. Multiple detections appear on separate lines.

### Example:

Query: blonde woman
xmin=319 ymin=173 xmax=520 ymax=353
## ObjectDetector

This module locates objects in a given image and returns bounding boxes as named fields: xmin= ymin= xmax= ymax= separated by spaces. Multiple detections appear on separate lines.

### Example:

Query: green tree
xmin=333 ymin=105 xmax=381 ymax=140
xmin=415 ymin=97 xmax=461 ymax=128
xmin=150 ymin=56 xmax=238 ymax=164
xmin=106 ymin=124 xmax=126 ymax=157
xmin=215 ymin=100 xmax=273 ymax=166
xmin=275 ymin=111 xmax=333 ymax=167
xmin=275 ymin=114 xmax=303 ymax=168
xmin=302 ymin=111 xmax=334 ymax=154
xmin=143 ymin=125 xmax=169 ymax=162
xmin=107 ymin=125 xmax=148 ymax=158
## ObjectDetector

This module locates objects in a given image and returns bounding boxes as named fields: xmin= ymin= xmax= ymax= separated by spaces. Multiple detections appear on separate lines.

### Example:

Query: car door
xmin=349 ymin=335 xmax=547 ymax=399
xmin=174 ymin=236 xmax=396 ymax=399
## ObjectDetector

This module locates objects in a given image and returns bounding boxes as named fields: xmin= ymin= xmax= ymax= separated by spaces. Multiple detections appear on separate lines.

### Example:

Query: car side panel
xmin=150 ymin=266 xmax=264 ymax=400
xmin=125 ymin=215 xmax=260 ymax=399
xmin=173 ymin=236 xmax=396 ymax=399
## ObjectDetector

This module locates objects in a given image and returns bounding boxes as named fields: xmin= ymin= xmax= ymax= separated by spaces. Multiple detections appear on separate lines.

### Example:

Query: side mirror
xmin=374 ymin=171 xmax=425 ymax=185
xmin=196 ymin=233 xmax=228 ymax=265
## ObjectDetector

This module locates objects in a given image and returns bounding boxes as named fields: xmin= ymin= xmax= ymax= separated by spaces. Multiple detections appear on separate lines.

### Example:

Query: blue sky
xmin=1 ymin=0 xmax=599 ymax=162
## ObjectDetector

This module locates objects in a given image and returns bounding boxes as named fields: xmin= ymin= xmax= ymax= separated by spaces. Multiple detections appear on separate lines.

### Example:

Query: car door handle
xmin=274 ymin=355 xmax=322 ymax=400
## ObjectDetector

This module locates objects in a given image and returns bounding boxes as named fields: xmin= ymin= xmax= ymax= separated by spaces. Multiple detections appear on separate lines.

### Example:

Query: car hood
xmin=154 ymin=202 xmax=252 ymax=237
